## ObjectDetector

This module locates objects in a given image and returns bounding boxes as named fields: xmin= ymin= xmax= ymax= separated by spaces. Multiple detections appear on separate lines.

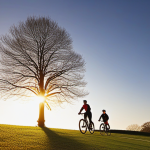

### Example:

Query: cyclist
xmin=98 ymin=109 xmax=109 ymax=127
xmin=78 ymin=100 xmax=92 ymax=125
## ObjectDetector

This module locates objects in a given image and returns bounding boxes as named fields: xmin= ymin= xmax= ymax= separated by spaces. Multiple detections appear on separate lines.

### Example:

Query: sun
xmin=33 ymin=96 xmax=45 ymax=104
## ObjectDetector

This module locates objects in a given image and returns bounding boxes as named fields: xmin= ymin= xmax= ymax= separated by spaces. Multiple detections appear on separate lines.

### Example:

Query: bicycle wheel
xmin=106 ymin=124 xmax=111 ymax=136
xmin=79 ymin=119 xmax=87 ymax=134
xmin=89 ymin=122 xmax=95 ymax=134
xmin=99 ymin=123 xmax=105 ymax=135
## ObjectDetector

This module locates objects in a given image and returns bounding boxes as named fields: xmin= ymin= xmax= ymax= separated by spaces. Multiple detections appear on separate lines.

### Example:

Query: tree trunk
xmin=37 ymin=102 xmax=45 ymax=127
xmin=37 ymin=71 xmax=45 ymax=127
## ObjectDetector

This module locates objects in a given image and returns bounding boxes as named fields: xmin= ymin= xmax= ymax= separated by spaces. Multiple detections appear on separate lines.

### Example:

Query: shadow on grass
xmin=41 ymin=127 xmax=88 ymax=150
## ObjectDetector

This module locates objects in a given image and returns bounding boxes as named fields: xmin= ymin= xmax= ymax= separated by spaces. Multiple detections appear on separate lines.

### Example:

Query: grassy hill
xmin=0 ymin=124 xmax=150 ymax=150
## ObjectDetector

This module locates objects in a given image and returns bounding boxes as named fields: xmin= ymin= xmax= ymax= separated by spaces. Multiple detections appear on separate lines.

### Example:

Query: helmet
xmin=102 ymin=109 xmax=106 ymax=112
xmin=83 ymin=100 xmax=87 ymax=103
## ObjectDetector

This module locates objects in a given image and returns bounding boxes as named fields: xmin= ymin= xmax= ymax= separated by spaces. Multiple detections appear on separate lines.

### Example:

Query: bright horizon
xmin=0 ymin=0 xmax=150 ymax=130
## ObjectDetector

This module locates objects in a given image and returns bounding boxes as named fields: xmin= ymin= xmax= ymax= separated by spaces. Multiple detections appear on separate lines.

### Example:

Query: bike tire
xmin=89 ymin=122 xmax=95 ymax=134
xmin=106 ymin=124 xmax=111 ymax=136
xmin=79 ymin=119 xmax=87 ymax=134
xmin=99 ymin=123 xmax=105 ymax=135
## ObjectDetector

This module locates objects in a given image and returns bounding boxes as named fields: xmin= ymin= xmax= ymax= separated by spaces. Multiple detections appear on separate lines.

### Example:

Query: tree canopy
xmin=0 ymin=16 xmax=88 ymax=108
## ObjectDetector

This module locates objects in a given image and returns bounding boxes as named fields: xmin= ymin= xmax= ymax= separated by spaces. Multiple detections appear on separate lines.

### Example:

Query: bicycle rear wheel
xmin=99 ymin=123 xmax=105 ymax=135
xmin=79 ymin=119 xmax=87 ymax=134
xmin=89 ymin=122 xmax=95 ymax=134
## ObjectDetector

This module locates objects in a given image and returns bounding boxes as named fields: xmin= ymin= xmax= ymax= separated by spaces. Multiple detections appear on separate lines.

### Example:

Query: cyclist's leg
xmin=84 ymin=112 xmax=88 ymax=120
xmin=104 ymin=121 xmax=108 ymax=131
xmin=88 ymin=112 xmax=92 ymax=124
xmin=84 ymin=112 xmax=88 ymax=126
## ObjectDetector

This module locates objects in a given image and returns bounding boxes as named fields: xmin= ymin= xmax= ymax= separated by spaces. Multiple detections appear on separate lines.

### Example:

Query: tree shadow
xmin=40 ymin=127 xmax=89 ymax=150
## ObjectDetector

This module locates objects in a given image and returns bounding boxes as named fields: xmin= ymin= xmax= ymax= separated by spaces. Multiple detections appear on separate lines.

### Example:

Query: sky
xmin=0 ymin=0 xmax=150 ymax=130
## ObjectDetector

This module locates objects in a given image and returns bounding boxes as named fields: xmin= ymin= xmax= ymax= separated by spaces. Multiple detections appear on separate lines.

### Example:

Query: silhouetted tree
xmin=126 ymin=124 xmax=141 ymax=131
xmin=140 ymin=122 xmax=150 ymax=133
xmin=0 ymin=16 xmax=88 ymax=126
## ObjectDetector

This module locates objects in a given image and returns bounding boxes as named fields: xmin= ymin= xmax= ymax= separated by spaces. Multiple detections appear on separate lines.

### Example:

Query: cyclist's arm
xmin=78 ymin=107 xmax=84 ymax=114
xmin=98 ymin=116 xmax=102 ymax=121
xmin=107 ymin=114 xmax=109 ymax=120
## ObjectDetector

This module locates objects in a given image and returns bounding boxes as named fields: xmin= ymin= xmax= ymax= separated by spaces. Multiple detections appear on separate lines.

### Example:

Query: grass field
xmin=0 ymin=124 xmax=150 ymax=150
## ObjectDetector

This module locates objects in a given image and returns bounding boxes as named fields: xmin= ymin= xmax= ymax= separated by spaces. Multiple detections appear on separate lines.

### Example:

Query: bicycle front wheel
xmin=99 ymin=123 xmax=105 ymax=135
xmin=89 ymin=122 xmax=95 ymax=134
xmin=79 ymin=119 xmax=87 ymax=134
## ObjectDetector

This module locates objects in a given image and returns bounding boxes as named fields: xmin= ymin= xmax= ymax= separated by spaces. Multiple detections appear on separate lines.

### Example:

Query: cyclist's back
xmin=83 ymin=103 xmax=91 ymax=112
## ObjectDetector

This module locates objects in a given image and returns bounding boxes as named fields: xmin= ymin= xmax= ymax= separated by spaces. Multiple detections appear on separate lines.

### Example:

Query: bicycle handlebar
xmin=78 ymin=113 xmax=85 ymax=115
xmin=98 ymin=119 xmax=104 ymax=122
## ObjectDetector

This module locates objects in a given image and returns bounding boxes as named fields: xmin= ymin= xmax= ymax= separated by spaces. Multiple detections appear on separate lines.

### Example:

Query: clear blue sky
xmin=0 ymin=0 xmax=150 ymax=130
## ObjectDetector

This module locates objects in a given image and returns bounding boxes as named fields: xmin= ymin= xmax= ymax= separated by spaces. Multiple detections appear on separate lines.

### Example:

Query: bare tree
xmin=126 ymin=124 xmax=141 ymax=131
xmin=140 ymin=122 xmax=150 ymax=133
xmin=0 ymin=16 xmax=88 ymax=126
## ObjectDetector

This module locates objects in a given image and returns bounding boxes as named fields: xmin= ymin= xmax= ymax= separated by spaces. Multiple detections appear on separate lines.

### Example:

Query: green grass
xmin=0 ymin=124 xmax=150 ymax=150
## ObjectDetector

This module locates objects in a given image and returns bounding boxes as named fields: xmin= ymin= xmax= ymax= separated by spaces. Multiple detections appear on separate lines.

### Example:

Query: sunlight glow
xmin=33 ymin=96 xmax=45 ymax=104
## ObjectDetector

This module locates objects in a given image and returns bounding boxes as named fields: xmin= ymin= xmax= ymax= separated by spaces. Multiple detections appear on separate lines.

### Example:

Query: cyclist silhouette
xmin=98 ymin=109 xmax=109 ymax=125
xmin=78 ymin=100 xmax=92 ymax=124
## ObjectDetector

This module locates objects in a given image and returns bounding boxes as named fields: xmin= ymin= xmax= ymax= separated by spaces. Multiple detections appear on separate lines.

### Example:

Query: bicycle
xmin=99 ymin=120 xmax=111 ymax=136
xmin=79 ymin=113 xmax=95 ymax=134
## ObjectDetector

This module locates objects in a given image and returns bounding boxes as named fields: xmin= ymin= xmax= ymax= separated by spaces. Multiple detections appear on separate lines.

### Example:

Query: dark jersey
xmin=82 ymin=104 xmax=91 ymax=112
xmin=100 ymin=113 xmax=109 ymax=122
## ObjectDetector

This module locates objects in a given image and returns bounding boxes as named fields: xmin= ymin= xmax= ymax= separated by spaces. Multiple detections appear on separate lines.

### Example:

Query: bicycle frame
xmin=79 ymin=113 xmax=89 ymax=126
